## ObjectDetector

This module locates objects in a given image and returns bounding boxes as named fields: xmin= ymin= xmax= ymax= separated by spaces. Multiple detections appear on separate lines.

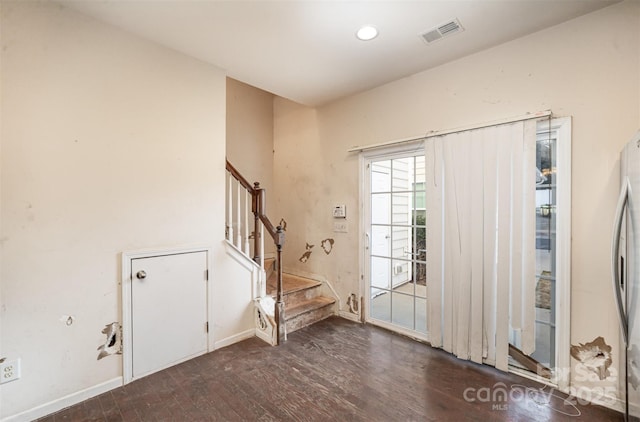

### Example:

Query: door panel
xmin=131 ymin=251 xmax=208 ymax=379
xmin=366 ymin=152 xmax=427 ymax=339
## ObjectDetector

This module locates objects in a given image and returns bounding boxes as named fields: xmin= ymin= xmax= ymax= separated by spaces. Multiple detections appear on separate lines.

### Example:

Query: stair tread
xmin=267 ymin=273 xmax=322 ymax=296
xmin=285 ymin=296 xmax=336 ymax=320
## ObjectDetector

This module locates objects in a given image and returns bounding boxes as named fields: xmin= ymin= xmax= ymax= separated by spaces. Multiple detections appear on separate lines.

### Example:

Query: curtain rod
xmin=347 ymin=110 xmax=552 ymax=153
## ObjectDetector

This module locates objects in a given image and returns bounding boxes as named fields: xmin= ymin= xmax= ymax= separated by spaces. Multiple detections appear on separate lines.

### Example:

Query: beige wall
xmin=226 ymin=78 xmax=274 ymax=195
xmin=226 ymin=78 xmax=277 ymax=256
xmin=274 ymin=0 xmax=640 ymax=395
xmin=0 ymin=2 xmax=228 ymax=418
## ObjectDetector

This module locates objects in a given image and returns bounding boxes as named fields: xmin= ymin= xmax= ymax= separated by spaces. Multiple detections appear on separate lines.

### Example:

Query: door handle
xmin=612 ymin=177 xmax=630 ymax=346
xmin=136 ymin=270 xmax=147 ymax=280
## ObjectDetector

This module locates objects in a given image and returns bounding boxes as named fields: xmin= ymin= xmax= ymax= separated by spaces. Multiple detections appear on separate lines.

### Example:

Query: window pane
xmin=415 ymin=155 xmax=426 ymax=184
xmin=371 ymin=289 xmax=390 ymax=322
xmin=415 ymin=263 xmax=427 ymax=296
xmin=392 ymin=227 xmax=411 ymax=259
xmin=392 ymin=292 xmax=414 ymax=330
xmin=392 ymin=157 xmax=412 ymax=192
xmin=371 ymin=256 xmax=391 ymax=289
xmin=416 ymin=297 xmax=427 ymax=334
xmin=414 ymin=183 xmax=426 ymax=209
xmin=533 ymin=131 xmax=557 ymax=369
xmin=392 ymin=259 xmax=411 ymax=287
xmin=413 ymin=224 xmax=426 ymax=264
xmin=392 ymin=193 xmax=412 ymax=224
xmin=371 ymin=160 xmax=391 ymax=193
xmin=371 ymin=225 xmax=391 ymax=257
xmin=371 ymin=193 xmax=391 ymax=225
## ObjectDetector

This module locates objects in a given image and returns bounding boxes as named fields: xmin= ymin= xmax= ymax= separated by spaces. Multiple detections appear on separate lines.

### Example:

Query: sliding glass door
xmin=365 ymin=150 xmax=427 ymax=338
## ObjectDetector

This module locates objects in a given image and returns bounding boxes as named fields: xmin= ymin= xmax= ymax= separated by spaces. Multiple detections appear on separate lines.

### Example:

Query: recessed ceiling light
xmin=356 ymin=25 xmax=378 ymax=41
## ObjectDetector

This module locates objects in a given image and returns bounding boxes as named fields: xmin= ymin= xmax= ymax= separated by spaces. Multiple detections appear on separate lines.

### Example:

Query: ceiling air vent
xmin=420 ymin=18 xmax=464 ymax=44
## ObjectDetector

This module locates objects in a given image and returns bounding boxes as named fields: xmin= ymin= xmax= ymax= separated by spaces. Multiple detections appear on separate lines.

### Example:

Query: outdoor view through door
xmin=525 ymin=129 xmax=558 ymax=369
xmin=367 ymin=153 xmax=427 ymax=337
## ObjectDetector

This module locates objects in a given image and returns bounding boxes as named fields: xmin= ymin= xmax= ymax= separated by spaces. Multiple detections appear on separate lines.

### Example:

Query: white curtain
xmin=425 ymin=119 xmax=537 ymax=371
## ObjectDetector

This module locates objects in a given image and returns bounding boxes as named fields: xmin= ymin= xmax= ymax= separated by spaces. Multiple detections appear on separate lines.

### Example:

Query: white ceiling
xmin=62 ymin=0 xmax=620 ymax=106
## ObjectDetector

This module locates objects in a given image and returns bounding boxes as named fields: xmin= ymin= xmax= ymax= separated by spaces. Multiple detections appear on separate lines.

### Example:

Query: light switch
xmin=334 ymin=221 xmax=348 ymax=233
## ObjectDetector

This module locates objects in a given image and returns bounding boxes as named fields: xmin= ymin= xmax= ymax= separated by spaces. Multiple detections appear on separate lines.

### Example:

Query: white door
xmin=131 ymin=251 xmax=208 ymax=379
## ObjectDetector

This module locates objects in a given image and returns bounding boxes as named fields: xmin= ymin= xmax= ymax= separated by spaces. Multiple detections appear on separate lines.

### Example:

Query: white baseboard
xmin=580 ymin=389 xmax=623 ymax=413
xmin=1 ymin=377 xmax=122 ymax=422
xmin=339 ymin=310 xmax=361 ymax=323
xmin=213 ymin=328 xmax=255 ymax=350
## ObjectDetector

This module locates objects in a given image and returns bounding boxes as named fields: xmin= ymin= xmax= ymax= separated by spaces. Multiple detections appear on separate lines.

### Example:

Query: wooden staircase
xmin=264 ymin=258 xmax=336 ymax=334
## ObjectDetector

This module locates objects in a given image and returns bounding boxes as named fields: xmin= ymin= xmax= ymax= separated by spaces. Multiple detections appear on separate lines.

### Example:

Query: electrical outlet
xmin=0 ymin=358 xmax=21 ymax=384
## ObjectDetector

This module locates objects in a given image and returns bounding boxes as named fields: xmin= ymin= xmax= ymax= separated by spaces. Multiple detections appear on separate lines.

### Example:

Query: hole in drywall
xmin=570 ymin=336 xmax=612 ymax=380
xmin=97 ymin=322 xmax=122 ymax=360
xmin=59 ymin=315 xmax=75 ymax=326
xmin=347 ymin=293 xmax=359 ymax=314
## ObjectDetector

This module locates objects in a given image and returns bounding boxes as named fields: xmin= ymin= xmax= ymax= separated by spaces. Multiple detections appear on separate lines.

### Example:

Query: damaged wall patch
xmin=320 ymin=238 xmax=334 ymax=255
xmin=299 ymin=243 xmax=314 ymax=263
xmin=570 ymin=336 xmax=612 ymax=380
xmin=97 ymin=322 xmax=122 ymax=360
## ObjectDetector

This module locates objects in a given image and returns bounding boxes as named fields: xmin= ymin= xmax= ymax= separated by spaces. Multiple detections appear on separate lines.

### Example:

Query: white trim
xmin=552 ymin=117 xmax=572 ymax=393
xmin=224 ymin=239 xmax=261 ymax=271
xmin=365 ymin=318 xmax=430 ymax=344
xmin=359 ymin=139 xmax=425 ymax=158
xmin=121 ymin=244 xmax=213 ymax=384
xmin=359 ymin=152 xmax=366 ymax=330
xmin=567 ymin=385 xmax=622 ymax=413
xmin=509 ymin=366 xmax=558 ymax=389
xmin=225 ymin=239 xmax=269 ymax=301
xmin=0 ymin=377 xmax=122 ymax=422
xmin=509 ymin=367 xmax=622 ymax=414
xmin=213 ymin=328 xmax=256 ymax=350
xmin=348 ymin=110 xmax=552 ymax=153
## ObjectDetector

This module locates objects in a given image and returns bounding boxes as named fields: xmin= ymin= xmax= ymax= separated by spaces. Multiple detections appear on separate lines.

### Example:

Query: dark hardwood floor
xmin=38 ymin=317 xmax=622 ymax=421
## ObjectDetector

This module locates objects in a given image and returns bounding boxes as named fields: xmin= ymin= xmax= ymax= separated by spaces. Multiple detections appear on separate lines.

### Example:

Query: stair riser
xmin=284 ymin=286 xmax=322 ymax=308
xmin=286 ymin=303 xmax=335 ymax=333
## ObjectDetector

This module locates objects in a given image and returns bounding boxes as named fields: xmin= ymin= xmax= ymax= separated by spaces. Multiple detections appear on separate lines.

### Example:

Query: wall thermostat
xmin=333 ymin=204 xmax=346 ymax=218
